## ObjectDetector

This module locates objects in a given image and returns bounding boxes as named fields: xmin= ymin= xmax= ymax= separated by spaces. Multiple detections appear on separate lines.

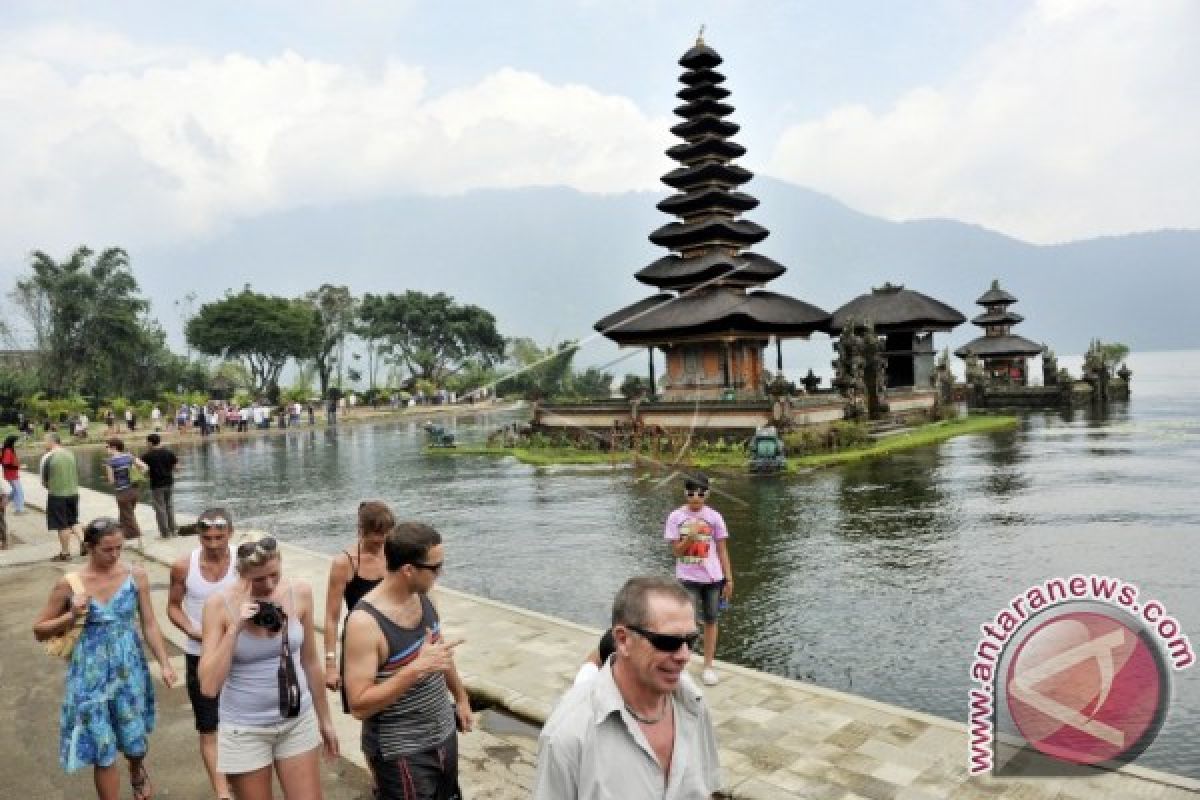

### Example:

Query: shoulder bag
xmin=44 ymin=573 xmax=87 ymax=659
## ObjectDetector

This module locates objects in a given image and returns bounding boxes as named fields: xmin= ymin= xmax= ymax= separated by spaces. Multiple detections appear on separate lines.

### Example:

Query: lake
xmin=75 ymin=349 xmax=1200 ymax=777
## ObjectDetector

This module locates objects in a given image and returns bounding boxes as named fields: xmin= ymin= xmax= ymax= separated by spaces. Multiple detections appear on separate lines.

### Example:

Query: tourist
xmin=663 ymin=473 xmax=733 ymax=685
xmin=533 ymin=576 xmax=721 ymax=799
xmin=343 ymin=522 xmax=472 ymax=800
xmin=141 ymin=433 xmax=178 ymax=537
xmin=104 ymin=438 xmax=147 ymax=543
xmin=33 ymin=516 xmax=178 ymax=800
xmin=105 ymin=408 xmax=116 ymax=433
xmin=323 ymin=500 xmax=391 ymax=697
xmin=167 ymin=509 xmax=238 ymax=800
xmin=0 ymin=473 xmax=11 ymax=548
xmin=198 ymin=533 xmax=339 ymax=800
xmin=1 ymin=434 xmax=25 ymax=514
xmin=125 ymin=407 xmax=135 ymax=432
xmin=150 ymin=405 xmax=162 ymax=432
xmin=572 ymin=628 xmax=617 ymax=687
xmin=43 ymin=432 xmax=83 ymax=561
xmin=238 ymin=405 xmax=250 ymax=433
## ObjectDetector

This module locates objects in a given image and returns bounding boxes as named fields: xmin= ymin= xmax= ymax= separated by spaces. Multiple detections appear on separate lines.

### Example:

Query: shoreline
xmin=427 ymin=413 xmax=1020 ymax=471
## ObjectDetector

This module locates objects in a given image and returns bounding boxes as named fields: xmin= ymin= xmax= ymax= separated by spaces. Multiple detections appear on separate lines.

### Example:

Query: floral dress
xmin=59 ymin=572 xmax=156 ymax=771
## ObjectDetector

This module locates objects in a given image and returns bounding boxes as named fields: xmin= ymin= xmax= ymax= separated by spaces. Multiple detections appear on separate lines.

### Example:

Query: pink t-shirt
xmin=663 ymin=505 xmax=728 ymax=584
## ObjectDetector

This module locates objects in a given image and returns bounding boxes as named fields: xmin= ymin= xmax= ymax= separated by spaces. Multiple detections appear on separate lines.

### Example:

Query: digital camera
xmin=251 ymin=600 xmax=285 ymax=632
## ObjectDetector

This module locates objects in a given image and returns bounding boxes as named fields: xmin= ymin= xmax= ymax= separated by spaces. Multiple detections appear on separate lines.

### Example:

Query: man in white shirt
xmin=534 ymin=576 xmax=723 ymax=799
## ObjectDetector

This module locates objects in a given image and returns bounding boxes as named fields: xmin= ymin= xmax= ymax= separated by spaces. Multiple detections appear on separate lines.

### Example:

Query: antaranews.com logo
xmin=968 ymin=575 xmax=1194 ymax=776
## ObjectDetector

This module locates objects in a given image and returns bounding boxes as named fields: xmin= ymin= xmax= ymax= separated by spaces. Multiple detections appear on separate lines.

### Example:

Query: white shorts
xmin=217 ymin=707 xmax=320 ymax=774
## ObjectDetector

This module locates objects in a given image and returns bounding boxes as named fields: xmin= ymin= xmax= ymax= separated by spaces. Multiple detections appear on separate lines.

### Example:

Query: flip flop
xmin=51 ymin=553 xmax=71 ymax=562
xmin=131 ymin=763 xmax=153 ymax=800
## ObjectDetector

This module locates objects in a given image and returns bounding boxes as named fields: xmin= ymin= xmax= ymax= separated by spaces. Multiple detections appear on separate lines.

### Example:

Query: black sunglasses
xmin=685 ymin=489 xmax=708 ymax=498
xmin=410 ymin=561 xmax=443 ymax=574
xmin=626 ymin=624 xmax=701 ymax=653
xmin=236 ymin=536 xmax=278 ymax=559
xmin=197 ymin=518 xmax=230 ymax=531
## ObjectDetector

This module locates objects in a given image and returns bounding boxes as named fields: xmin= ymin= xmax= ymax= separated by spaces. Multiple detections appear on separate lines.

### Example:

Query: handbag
xmin=45 ymin=573 xmax=87 ymax=659
xmin=277 ymin=610 xmax=302 ymax=718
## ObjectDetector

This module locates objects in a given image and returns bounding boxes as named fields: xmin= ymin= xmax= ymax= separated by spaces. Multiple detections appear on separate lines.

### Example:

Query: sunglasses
xmin=410 ymin=561 xmax=443 ymax=574
xmin=236 ymin=536 xmax=278 ymax=559
xmin=198 ymin=518 xmax=230 ymax=531
xmin=685 ymin=489 xmax=708 ymax=498
xmin=85 ymin=517 xmax=119 ymax=537
xmin=626 ymin=624 xmax=701 ymax=653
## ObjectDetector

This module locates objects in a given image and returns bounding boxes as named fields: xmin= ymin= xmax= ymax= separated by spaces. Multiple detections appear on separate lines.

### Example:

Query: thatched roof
xmin=830 ymin=283 xmax=965 ymax=333
xmin=976 ymin=280 xmax=1018 ymax=306
xmin=954 ymin=335 xmax=1044 ymax=358
xmin=635 ymin=252 xmax=785 ymax=289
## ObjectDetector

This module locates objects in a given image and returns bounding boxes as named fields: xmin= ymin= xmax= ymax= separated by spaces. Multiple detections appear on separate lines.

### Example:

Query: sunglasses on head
xmin=626 ymin=624 xmax=701 ymax=653
xmin=85 ymin=517 xmax=119 ymax=537
xmin=236 ymin=536 xmax=278 ymax=559
xmin=410 ymin=561 xmax=443 ymax=574
xmin=197 ymin=518 xmax=230 ymax=531
xmin=685 ymin=488 xmax=708 ymax=498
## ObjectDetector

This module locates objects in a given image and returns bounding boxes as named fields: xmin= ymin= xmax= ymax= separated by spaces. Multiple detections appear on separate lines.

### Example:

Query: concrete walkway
xmin=3 ymin=475 xmax=1197 ymax=799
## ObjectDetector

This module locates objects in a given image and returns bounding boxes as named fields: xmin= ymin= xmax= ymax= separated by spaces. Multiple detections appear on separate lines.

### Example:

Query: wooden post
xmin=722 ymin=341 xmax=732 ymax=387
xmin=647 ymin=347 xmax=657 ymax=399
xmin=776 ymin=336 xmax=783 ymax=372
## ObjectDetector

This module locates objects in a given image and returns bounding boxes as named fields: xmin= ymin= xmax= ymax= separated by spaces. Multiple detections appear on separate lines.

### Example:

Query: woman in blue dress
xmin=34 ymin=516 xmax=178 ymax=800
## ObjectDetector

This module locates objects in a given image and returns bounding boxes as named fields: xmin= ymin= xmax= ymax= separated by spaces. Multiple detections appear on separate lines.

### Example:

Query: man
xmin=142 ymin=433 xmax=179 ymax=537
xmin=41 ymin=432 xmax=82 ymax=561
xmin=167 ymin=508 xmax=238 ymax=800
xmin=664 ymin=473 xmax=733 ymax=686
xmin=343 ymin=522 xmax=473 ymax=799
xmin=534 ymin=576 xmax=722 ymax=799
xmin=151 ymin=404 xmax=162 ymax=432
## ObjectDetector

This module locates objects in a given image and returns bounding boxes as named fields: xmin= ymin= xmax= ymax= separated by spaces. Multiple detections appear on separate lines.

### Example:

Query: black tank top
xmin=343 ymin=544 xmax=383 ymax=614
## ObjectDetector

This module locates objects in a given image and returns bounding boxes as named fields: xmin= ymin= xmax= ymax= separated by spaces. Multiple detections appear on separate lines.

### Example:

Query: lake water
xmin=75 ymin=349 xmax=1200 ymax=777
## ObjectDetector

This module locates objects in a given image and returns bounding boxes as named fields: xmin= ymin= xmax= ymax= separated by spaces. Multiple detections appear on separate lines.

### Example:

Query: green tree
xmin=496 ymin=338 xmax=577 ymax=400
xmin=359 ymin=291 xmax=505 ymax=385
xmin=186 ymin=288 xmax=320 ymax=393
xmin=1094 ymin=341 xmax=1130 ymax=369
xmin=620 ymin=373 xmax=648 ymax=400
xmin=302 ymin=284 xmax=358 ymax=397
xmin=570 ymin=367 xmax=615 ymax=399
xmin=15 ymin=246 xmax=164 ymax=398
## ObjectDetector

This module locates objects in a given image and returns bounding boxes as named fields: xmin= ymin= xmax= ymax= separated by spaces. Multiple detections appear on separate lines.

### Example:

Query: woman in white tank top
xmin=198 ymin=533 xmax=340 ymax=800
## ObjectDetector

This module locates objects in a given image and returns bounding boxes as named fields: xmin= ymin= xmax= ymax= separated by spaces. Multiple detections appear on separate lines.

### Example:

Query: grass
xmin=427 ymin=414 xmax=1019 ymax=471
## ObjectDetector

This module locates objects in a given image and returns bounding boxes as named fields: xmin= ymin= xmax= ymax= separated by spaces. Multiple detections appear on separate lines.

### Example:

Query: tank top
xmin=343 ymin=544 xmax=384 ymax=614
xmin=182 ymin=546 xmax=238 ymax=656
xmin=358 ymin=597 xmax=455 ymax=759
xmin=218 ymin=584 xmax=312 ymax=726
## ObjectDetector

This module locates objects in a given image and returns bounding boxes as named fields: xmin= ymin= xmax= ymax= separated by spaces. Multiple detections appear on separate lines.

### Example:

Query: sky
xmin=0 ymin=0 xmax=1196 ymax=263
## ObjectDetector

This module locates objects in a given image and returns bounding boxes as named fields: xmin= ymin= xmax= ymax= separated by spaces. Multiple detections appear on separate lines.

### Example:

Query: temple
xmin=954 ymin=280 xmax=1043 ymax=385
xmin=594 ymin=37 xmax=831 ymax=402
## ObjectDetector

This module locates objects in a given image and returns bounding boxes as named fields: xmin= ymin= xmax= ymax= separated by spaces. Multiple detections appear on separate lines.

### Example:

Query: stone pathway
xmin=3 ymin=476 xmax=1196 ymax=799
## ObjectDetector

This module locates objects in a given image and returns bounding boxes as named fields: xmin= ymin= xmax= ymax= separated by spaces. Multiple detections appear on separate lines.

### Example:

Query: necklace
xmin=624 ymin=696 xmax=669 ymax=725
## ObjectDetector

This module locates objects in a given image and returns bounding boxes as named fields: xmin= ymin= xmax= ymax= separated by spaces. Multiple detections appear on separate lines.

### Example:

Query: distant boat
xmin=423 ymin=423 xmax=456 ymax=448
xmin=748 ymin=426 xmax=786 ymax=473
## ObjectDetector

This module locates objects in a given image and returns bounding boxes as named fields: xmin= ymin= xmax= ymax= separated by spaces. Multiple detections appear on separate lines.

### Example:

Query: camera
xmin=251 ymin=600 xmax=286 ymax=632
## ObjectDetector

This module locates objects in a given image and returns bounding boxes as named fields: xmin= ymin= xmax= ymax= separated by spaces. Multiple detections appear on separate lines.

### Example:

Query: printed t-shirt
xmin=663 ymin=505 xmax=728 ymax=584
xmin=108 ymin=453 xmax=135 ymax=490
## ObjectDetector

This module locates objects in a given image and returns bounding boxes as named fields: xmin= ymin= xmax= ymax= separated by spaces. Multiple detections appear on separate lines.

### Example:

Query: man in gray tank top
xmin=167 ymin=508 xmax=237 ymax=800
xmin=343 ymin=522 xmax=473 ymax=800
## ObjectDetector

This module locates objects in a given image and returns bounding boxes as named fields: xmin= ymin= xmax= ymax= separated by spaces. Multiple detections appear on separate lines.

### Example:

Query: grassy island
xmin=427 ymin=414 xmax=1019 ymax=471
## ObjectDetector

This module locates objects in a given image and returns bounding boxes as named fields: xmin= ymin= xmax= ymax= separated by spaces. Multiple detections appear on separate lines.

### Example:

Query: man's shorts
xmin=370 ymin=732 xmax=461 ymax=800
xmin=185 ymin=654 xmax=220 ymax=734
xmin=45 ymin=494 xmax=79 ymax=531
xmin=682 ymin=579 xmax=726 ymax=625
xmin=217 ymin=707 xmax=319 ymax=775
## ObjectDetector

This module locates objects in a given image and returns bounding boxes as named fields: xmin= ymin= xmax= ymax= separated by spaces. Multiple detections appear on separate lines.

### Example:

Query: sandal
xmin=51 ymin=552 xmax=72 ymax=562
xmin=131 ymin=763 xmax=153 ymax=800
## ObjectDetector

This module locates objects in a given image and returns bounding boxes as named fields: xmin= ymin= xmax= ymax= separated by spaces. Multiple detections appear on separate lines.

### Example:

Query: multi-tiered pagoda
xmin=595 ymin=37 xmax=830 ymax=402
xmin=954 ymin=280 xmax=1044 ymax=384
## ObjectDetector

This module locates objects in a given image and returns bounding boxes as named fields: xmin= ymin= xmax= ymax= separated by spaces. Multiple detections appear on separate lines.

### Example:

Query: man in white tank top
xmin=168 ymin=508 xmax=239 ymax=800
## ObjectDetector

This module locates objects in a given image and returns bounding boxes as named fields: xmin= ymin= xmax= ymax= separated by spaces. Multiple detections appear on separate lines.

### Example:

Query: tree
xmin=570 ymin=367 xmax=615 ymax=399
xmin=15 ymin=246 xmax=163 ymax=398
xmin=302 ymin=284 xmax=358 ymax=397
xmin=496 ymin=338 xmax=578 ymax=400
xmin=620 ymin=374 xmax=648 ymax=400
xmin=1094 ymin=341 xmax=1130 ymax=369
xmin=186 ymin=288 xmax=320 ymax=393
xmin=359 ymin=291 xmax=505 ymax=385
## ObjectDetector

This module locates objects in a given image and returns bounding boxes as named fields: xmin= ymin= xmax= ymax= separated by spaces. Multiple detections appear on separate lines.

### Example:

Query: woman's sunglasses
xmin=236 ymin=536 xmax=278 ymax=559
xmin=626 ymin=624 xmax=701 ymax=653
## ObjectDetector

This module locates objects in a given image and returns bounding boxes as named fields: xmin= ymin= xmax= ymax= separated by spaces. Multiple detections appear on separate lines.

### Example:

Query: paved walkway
xmin=3 ymin=476 xmax=1197 ymax=799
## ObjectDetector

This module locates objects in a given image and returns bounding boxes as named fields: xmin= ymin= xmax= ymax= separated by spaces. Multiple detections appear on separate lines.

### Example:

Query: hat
xmin=683 ymin=473 xmax=710 ymax=491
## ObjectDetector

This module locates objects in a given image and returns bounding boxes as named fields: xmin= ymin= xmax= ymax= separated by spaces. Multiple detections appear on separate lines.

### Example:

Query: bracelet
xmin=325 ymin=651 xmax=337 ymax=661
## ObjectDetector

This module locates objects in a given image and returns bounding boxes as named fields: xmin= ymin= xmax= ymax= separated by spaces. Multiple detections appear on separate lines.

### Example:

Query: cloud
xmin=0 ymin=30 xmax=672 ymax=255
xmin=765 ymin=0 xmax=1200 ymax=243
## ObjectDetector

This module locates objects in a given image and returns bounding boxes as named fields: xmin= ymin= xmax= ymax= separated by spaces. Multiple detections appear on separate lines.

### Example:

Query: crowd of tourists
xmin=27 ymin=453 xmax=734 ymax=799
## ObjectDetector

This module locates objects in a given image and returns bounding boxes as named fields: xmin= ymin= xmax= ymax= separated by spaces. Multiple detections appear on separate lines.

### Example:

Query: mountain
xmin=133 ymin=179 xmax=1198 ymax=376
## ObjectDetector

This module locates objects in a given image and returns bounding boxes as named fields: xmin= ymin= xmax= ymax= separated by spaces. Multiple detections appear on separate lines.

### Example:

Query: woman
xmin=32 ymin=516 xmax=178 ymax=800
xmin=1 ymin=434 xmax=24 ymax=514
xmin=199 ymin=533 xmax=339 ymax=800
xmin=104 ymin=439 xmax=147 ymax=542
xmin=324 ymin=501 xmax=391 ymax=698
